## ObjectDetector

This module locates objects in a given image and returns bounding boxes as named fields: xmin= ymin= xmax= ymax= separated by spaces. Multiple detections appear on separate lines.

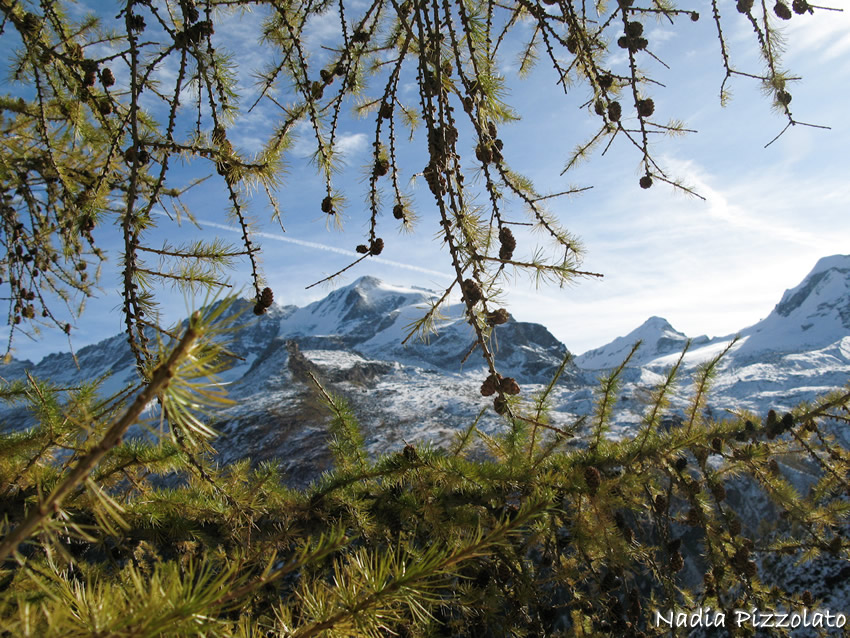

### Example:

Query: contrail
xmin=192 ymin=217 xmax=452 ymax=280
xmin=159 ymin=213 xmax=569 ymax=306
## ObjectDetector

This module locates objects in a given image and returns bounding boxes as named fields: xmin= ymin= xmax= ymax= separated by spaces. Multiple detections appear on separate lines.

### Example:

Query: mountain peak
xmin=351 ymin=275 xmax=383 ymax=291
xmin=736 ymin=254 xmax=850 ymax=357
xmin=575 ymin=316 xmax=688 ymax=370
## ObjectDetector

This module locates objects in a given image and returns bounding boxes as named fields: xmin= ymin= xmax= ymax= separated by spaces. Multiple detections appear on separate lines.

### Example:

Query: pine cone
xmin=259 ymin=286 xmax=274 ymax=308
xmin=607 ymin=101 xmax=622 ymax=121
xmin=674 ymin=456 xmax=688 ymax=472
xmin=461 ymin=278 xmax=482 ymax=305
xmin=475 ymin=143 xmax=493 ymax=164
xmin=392 ymin=203 xmax=405 ymax=220
xmin=480 ymin=373 xmax=500 ymax=396
xmin=499 ymin=376 xmax=520 ymax=395
xmin=321 ymin=196 xmax=334 ymax=214
xmin=374 ymin=157 xmax=390 ymax=177
xmin=728 ymin=517 xmax=742 ymax=536
xmin=670 ymin=551 xmax=685 ymax=572
xmin=486 ymin=308 xmax=510 ymax=325
xmin=370 ymin=238 xmax=384 ymax=255
xmin=98 ymin=67 xmax=115 ymax=88
xmin=712 ymin=437 xmax=723 ymax=453
xmin=774 ymin=1 xmax=792 ymax=19
xmin=636 ymin=98 xmax=655 ymax=117
xmin=625 ymin=22 xmax=643 ymax=37
xmin=494 ymin=395 xmax=509 ymax=415
xmin=686 ymin=508 xmax=701 ymax=527
xmin=737 ymin=0 xmax=754 ymax=12
xmin=639 ymin=175 xmax=653 ymax=189
xmin=792 ymin=0 xmax=809 ymax=12
xmin=733 ymin=547 xmax=750 ymax=571
xmin=356 ymin=244 xmax=369 ymax=254
xmin=584 ymin=466 xmax=602 ymax=492
xmin=498 ymin=226 xmax=516 ymax=261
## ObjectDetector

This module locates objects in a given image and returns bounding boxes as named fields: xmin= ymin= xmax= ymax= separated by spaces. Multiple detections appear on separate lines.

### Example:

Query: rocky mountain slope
xmin=2 ymin=257 xmax=849 ymax=461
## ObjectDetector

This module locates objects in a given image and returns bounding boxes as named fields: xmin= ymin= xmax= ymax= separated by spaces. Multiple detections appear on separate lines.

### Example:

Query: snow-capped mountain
xmin=2 ymin=256 xmax=849 ymax=463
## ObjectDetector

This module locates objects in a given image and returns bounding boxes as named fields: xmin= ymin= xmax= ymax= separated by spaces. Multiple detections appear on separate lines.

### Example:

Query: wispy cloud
xmin=193 ymin=217 xmax=452 ymax=279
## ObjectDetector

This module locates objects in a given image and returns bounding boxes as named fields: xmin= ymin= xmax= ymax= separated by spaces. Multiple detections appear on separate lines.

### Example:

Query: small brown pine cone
xmin=599 ymin=75 xmax=614 ymax=90
xmin=691 ymin=11 xmax=700 ymax=20
xmin=802 ymin=590 xmax=814 ymax=606
xmin=639 ymin=175 xmax=653 ymax=189
xmin=625 ymin=22 xmax=643 ymax=37
xmin=498 ymin=227 xmax=516 ymax=261
xmin=744 ymin=560 xmax=758 ymax=578
xmin=321 ymin=196 xmax=334 ymax=214
xmin=475 ymin=143 xmax=492 ymax=164
xmin=98 ymin=99 xmax=113 ymax=116
xmin=636 ymin=98 xmax=655 ymax=118
xmin=607 ymin=101 xmax=622 ymax=121
xmin=594 ymin=100 xmax=605 ymax=116
xmin=686 ymin=508 xmax=701 ymax=527
xmin=374 ymin=157 xmax=390 ymax=177
xmin=733 ymin=547 xmax=750 ymax=570
xmin=100 ymin=68 xmax=115 ymax=87
xmin=584 ymin=466 xmax=602 ymax=492
xmin=392 ymin=203 xmax=405 ymax=220
xmin=780 ymin=412 xmax=794 ymax=432
xmin=768 ymin=458 xmax=780 ymax=475
xmin=670 ymin=551 xmax=684 ymax=572
xmin=320 ymin=68 xmax=332 ymax=84
xmin=712 ymin=437 xmax=723 ymax=453
xmin=486 ymin=308 xmax=510 ymax=325
xmin=774 ymin=1 xmax=792 ymax=19
xmin=494 ymin=395 xmax=509 ymax=415
xmin=352 ymin=28 xmax=369 ymax=43
xmin=260 ymin=286 xmax=274 ymax=308
xmin=480 ymin=373 xmax=499 ymax=396
xmin=253 ymin=302 xmax=267 ymax=315
xmin=674 ymin=456 xmax=687 ymax=472
xmin=461 ymin=278 xmax=482 ymax=305
xmin=402 ymin=444 xmax=419 ymax=462
xmin=356 ymin=244 xmax=369 ymax=254
xmin=84 ymin=70 xmax=97 ymax=87
xmin=566 ymin=35 xmax=578 ymax=54
xmin=370 ymin=238 xmax=384 ymax=255
xmin=777 ymin=91 xmax=792 ymax=106
xmin=653 ymin=494 xmax=667 ymax=513
xmin=792 ymin=0 xmax=809 ymax=12
xmin=499 ymin=376 xmax=520 ymax=395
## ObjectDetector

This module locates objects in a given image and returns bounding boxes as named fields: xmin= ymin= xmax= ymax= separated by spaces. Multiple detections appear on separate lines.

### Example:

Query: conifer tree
xmin=0 ymin=0 xmax=847 ymax=636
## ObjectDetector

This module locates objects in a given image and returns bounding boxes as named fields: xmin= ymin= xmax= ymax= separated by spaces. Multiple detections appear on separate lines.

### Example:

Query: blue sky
xmin=4 ymin=1 xmax=850 ymax=365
